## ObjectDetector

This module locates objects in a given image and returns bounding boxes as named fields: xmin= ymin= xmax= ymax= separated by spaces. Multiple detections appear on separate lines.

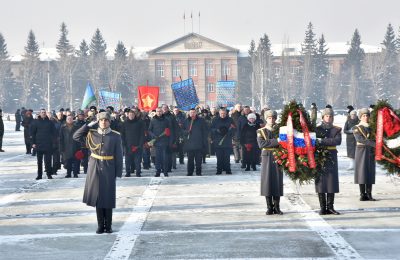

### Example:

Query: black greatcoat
xmin=182 ymin=116 xmax=208 ymax=152
xmin=315 ymin=123 xmax=342 ymax=193
xmin=73 ymin=125 xmax=123 ymax=208
xmin=30 ymin=117 xmax=56 ymax=152
xmin=353 ymin=124 xmax=376 ymax=184
xmin=343 ymin=117 xmax=359 ymax=158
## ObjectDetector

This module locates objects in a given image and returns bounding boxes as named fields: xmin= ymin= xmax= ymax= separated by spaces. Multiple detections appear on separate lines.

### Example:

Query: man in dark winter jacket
xmin=0 ymin=109 xmax=4 ymax=152
xmin=236 ymin=106 xmax=251 ymax=168
xmin=173 ymin=107 xmax=186 ymax=166
xmin=183 ymin=108 xmax=208 ymax=176
xmin=30 ymin=109 xmax=56 ymax=180
xmin=148 ymin=107 xmax=172 ymax=177
xmin=211 ymin=108 xmax=235 ymax=175
xmin=162 ymin=104 xmax=177 ymax=173
xmin=230 ymin=104 xmax=242 ymax=163
xmin=60 ymin=115 xmax=81 ymax=178
xmin=121 ymin=109 xmax=145 ymax=177
xmin=15 ymin=109 xmax=22 ymax=131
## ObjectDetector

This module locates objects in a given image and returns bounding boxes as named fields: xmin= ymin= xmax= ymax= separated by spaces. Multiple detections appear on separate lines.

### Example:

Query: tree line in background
xmin=246 ymin=22 xmax=400 ymax=110
xmin=0 ymin=22 xmax=151 ymax=112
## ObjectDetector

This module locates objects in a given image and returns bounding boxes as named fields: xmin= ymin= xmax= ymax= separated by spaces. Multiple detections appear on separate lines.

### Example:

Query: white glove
xmin=88 ymin=121 xmax=97 ymax=127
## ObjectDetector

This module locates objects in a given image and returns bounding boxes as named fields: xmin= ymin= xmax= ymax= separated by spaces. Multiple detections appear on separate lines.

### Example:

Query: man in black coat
xmin=121 ymin=109 xmax=145 ymax=177
xmin=162 ymin=104 xmax=177 ymax=173
xmin=73 ymin=112 xmax=123 ymax=234
xmin=173 ymin=107 xmax=186 ymax=166
xmin=0 ymin=109 xmax=4 ymax=152
xmin=30 ymin=109 xmax=56 ymax=180
xmin=183 ymin=108 xmax=208 ymax=176
xmin=211 ymin=108 xmax=235 ymax=175
xmin=148 ymin=107 xmax=172 ymax=177
xmin=75 ymin=111 xmax=89 ymax=174
xmin=230 ymin=104 xmax=242 ymax=164
xmin=60 ymin=115 xmax=81 ymax=178
xmin=236 ymin=106 xmax=251 ymax=168
xmin=15 ymin=109 xmax=21 ymax=131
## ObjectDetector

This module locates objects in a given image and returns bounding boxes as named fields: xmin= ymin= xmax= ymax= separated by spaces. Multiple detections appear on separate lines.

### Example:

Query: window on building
xmin=207 ymin=83 xmax=215 ymax=92
xmin=160 ymin=85 xmax=166 ymax=93
xmin=274 ymin=67 xmax=281 ymax=77
xmin=172 ymin=60 xmax=181 ymax=77
xmin=221 ymin=60 xmax=231 ymax=77
xmin=207 ymin=100 xmax=215 ymax=107
xmin=329 ymin=64 xmax=334 ymax=74
xmin=188 ymin=60 xmax=197 ymax=77
xmin=205 ymin=60 xmax=214 ymax=76
xmin=155 ymin=60 xmax=164 ymax=77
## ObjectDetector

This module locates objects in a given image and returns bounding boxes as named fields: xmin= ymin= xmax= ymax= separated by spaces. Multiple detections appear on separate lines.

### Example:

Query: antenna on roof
xmin=191 ymin=11 xmax=193 ymax=33
xmin=198 ymin=11 xmax=201 ymax=34
xmin=183 ymin=11 xmax=186 ymax=35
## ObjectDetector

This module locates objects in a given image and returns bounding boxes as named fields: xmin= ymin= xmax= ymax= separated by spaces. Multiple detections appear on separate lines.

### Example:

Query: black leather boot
xmin=104 ymin=208 xmax=113 ymax=233
xmin=318 ymin=193 xmax=327 ymax=215
xmin=245 ymin=164 xmax=250 ymax=171
xmin=359 ymin=184 xmax=368 ymax=201
xmin=265 ymin=196 xmax=273 ymax=215
xmin=96 ymin=208 xmax=104 ymax=234
xmin=366 ymin=184 xmax=376 ymax=201
xmin=273 ymin=196 xmax=283 ymax=215
xmin=326 ymin=193 xmax=340 ymax=215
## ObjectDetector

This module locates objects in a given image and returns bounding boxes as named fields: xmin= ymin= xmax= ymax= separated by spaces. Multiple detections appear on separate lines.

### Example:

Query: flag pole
xmin=198 ymin=12 xmax=201 ymax=34
xmin=183 ymin=12 xmax=186 ymax=35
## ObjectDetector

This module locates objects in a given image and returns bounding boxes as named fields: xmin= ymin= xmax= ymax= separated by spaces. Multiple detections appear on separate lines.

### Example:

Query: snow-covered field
xmin=0 ymin=117 xmax=399 ymax=260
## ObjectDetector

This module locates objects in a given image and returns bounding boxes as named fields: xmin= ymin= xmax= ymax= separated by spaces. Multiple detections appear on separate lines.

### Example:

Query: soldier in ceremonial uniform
xmin=353 ymin=108 xmax=376 ymax=201
xmin=257 ymin=110 xmax=283 ymax=215
xmin=73 ymin=112 xmax=123 ymax=234
xmin=315 ymin=107 xmax=342 ymax=215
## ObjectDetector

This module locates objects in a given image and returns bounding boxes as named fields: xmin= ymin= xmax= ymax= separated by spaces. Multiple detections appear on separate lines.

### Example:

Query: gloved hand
xmin=88 ymin=120 xmax=97 ymax=127
xmin=131 ymin=145 xmax=138 ymax=152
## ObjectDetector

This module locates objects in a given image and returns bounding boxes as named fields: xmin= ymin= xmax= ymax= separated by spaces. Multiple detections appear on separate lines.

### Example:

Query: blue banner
xmin=98 ymin=90 xmax=122 ymax=110
xmin=171 ymin=78 xmax=199 ymax=111
xmin=216 ymin=81 xmax=236 ymax=108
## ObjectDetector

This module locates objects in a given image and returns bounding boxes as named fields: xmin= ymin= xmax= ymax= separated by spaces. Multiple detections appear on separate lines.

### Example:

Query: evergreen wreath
xmin=369 ymin=100 xmax=400 ymax=176
xmin=273 ymin=100 xmax=330 ymax=184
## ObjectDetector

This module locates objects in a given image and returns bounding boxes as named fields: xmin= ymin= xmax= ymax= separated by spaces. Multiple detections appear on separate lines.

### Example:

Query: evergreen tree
xmin=300 ymin=22 xmax=317 ymax=106
xmin=0 ymin=33 xmax=15 ymax=109
xmin=21 ymin=30 xmax=42 ymax=106
xmin=313 ymin=34 xmax=329 ymax=107
xmin=77 ymin=40 xmax=89 ymax=57
xmin=114 ymin=41 xmax=128 ymax=60
xmin=24 ymin=30 xmax=40 ymax=59
xmin=56 ymin=22 xmax=74 ymax=58
xmin=378 ymin=23 xmax=399 ymax=103
xmin=89 ymin=28 xmax=107 ymax=57
xmin=341 ymin=29 xmax=366 ymax=106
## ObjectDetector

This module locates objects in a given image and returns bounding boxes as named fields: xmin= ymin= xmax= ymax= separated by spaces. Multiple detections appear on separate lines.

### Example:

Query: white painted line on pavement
xmin=104 ymin=177 xmax=162 ymax=260
xmin=285 ymin=185 xmax=363 ymax=260
xmin=0 ymin=232 xmax=96 ymax=244
xmin=0 ymin=154 xmax=26 ymax=163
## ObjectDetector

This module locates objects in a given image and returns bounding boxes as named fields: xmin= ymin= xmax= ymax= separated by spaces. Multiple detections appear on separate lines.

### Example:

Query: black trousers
xmin=0 ymin=133 xmax=3 ymax=149
xmin=125 ymin=148 xmax=142 ymax=174
xmin=16 ymin=121 xmax=21 ymax=131
xmin=65 ymin=158 xmax=80 ymax=176
xmin=187 ymin=149 xmax=202 ymax=175
xmin=215 ymin=148 xmax=231 ymax=173
xmin=37 ymin=151 xmax=52 ymax=176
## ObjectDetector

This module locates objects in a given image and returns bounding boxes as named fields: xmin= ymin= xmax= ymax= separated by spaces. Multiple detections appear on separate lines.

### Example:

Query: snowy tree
xmin=77 ymin=40 xmax=89 ymax=57
xmin=257 ymin=34 xmax=274 ymax=108
xmin=340 ymin=29 xmax=366 ymax=107
xmin=21 ymin=30 xmax=42 ymax=106
xmin=108 ymin=41 xmax=128 ymax=92
xmin=88 ymin=28 xmax=108 ymax=94
xmin=55 ymin=22 xmax=76 ymax=109
xmin=0 ymin=33 xmax=15 ymax=110
xmin=300 ymin=22 xmax=317 ymax=106
xmin=377 ymin=23 xmax=399 ymax=104
xmin=74 ymin=39 xmax=91 ymax=107
xmin=314 ymin=34 xmax=329 ymax=108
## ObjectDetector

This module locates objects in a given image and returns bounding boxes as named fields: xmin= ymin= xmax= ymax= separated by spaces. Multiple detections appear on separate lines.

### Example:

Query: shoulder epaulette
xmin=111 ymin=130 xmax=121 ymax=135
xmin=89 ymin=129 xmax=97 ymax=132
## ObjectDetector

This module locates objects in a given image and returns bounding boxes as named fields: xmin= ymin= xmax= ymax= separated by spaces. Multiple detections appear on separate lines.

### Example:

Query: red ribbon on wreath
xmin=286 ymin=112 xmax=296 ymax=172
xmin=375 ymin=109 xmax=384 ymax=160
xmin=298 ymin=109 xmax=316 ymax=168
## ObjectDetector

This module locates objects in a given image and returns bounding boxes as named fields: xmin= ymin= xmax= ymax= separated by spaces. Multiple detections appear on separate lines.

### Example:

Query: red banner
xmin=298 ymin=109 xmax=316 ymax=168
xmin=375 ymin=109 xmax=384 ymax=160
xmin=287 ymin=113 xmax=296 ymax=172
xmin=382 ymin=107 xmax=400 ymax=137
xmin=138 ymin=86 xmax=159 ymax=111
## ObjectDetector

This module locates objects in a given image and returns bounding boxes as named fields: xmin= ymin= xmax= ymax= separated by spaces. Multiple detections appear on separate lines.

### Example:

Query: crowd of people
xmin=0 ymin=103 xmax=379 ymax=233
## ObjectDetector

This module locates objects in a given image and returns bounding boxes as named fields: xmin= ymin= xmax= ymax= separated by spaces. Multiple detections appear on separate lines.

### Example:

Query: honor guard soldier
xmin=353 ymin=108 xmax=376 ymax=201
xmin=257 ymin=110 xmax=283 ymax=215
xmin=315 ymin=107 xmax=342 ymax=215
xmin=73 ymin=112 xmax=123 ymax=234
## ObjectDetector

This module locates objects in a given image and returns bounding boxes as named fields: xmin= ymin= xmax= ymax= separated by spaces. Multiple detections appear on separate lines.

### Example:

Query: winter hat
xmin=97 ymin=112 xmax=111 ymax=121
xmin=264 ymin=110 xmax=277 ymax=120
xmin=349 ymin=110 xmax=357 ymax=116
xmin=358 ymin=108 xmax=370 ymax=118
xmin=321 ymin=106 xmax=334 ymax=118
xmin=247 ymin=113 xmax=257 ymax=120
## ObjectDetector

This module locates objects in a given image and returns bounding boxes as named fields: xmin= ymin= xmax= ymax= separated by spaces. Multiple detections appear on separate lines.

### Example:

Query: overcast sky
xmin=1 ymin=0 xmax=400 ymax=55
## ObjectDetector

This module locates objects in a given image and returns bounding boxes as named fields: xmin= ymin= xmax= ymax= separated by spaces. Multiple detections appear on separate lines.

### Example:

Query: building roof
xmin=147 ymin=33 xmax=240 ymax=55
